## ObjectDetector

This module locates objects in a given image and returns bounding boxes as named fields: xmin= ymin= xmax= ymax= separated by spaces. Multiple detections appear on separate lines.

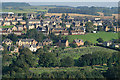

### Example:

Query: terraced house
xmin=2 ymin=39 xmax=13 ymax=45
xmin=16 ymin=39 xmax=38 ymax=46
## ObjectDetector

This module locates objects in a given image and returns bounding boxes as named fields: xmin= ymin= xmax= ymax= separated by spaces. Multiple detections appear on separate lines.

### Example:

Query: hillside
xmin=2 ymin=2 xmax=31 ymax=8
xmin=63 ymin=32 xmax=118 ymax=43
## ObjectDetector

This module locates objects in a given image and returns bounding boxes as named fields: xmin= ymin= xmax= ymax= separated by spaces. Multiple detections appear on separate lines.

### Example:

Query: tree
xmin=18 ymin=48 xmax=37 ymax=67
xmin=97 ymin=26 xmax=104 ymax=31
xmin=62 ymin=13 xmax=65 ymax=18
xmin=7 ymin=34 xmax=18 ymax=42
xmin=23 ymin=13 xmax=27 ymax=21
xmin=70 ymin=43 xmax=77 ymax=48
xmin=84 ymin=41 xmax=92 ymax=46
xmin=38 ymin=53 xmax=58 ymax=67
xmin=107 ymin=59 xmax=112 ymax=67
xmin=97 ymin=38 xmax=104 ymax=43
xmin=60 ymin=56 xmax=74 ymax=67
xmin=3 ymin=48 xmax=36 ymax=78
xmin=26 ymin=29 xmax=45 ymax=42
xmin=41 ymin=14 xmax=45 ymax=19
xmin=85 ymin=22 xmax=94 ymax=33
xmin=109 ymin=27 xmax=114 ymax=32
xmin=18 ymin=13 xmax=22 ymax=16
xmin=10 ymin=46 xmax=15 ymax=51
xmin=16 ymin=21 xmax=22 ymax=25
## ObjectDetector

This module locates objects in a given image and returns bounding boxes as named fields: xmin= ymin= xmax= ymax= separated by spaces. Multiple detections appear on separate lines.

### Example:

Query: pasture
xmin=63 ymin=32 xmax=118 ymax=43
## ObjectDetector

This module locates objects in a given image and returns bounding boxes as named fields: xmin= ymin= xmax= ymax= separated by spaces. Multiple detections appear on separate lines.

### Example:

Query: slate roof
xmin=42 ymin=38 xmax=52 ymax=42
xmin=74 ymin=39 xmax=83 ymax=43
xmin=3 ymin=39 xmax=12 ymax=42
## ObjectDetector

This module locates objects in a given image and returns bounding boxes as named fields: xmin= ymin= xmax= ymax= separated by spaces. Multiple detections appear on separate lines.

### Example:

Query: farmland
xmin=45 ymin=13 xmax=100 ymax=17
xmin=2 ymin=6 xmax=55 ymax=13
xmin=63 ymin=32 xmax=118 ymax=43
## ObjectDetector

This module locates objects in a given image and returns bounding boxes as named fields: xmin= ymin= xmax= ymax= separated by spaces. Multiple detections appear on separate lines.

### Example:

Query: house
xmin=11 ymin=20 xmax=18 ymax=25
xmin=55 ymin=25 xmax=62 ymax=28
xmin=23 ymin=44 xmax=37 ymax=52
xmin=28 ymin=19 xmax=40 ymax=24
xmin=61 ymin=31 xmax=69 ymax=35
xmin=3 ymin=21 xmax=11 ymax=26
xmin=70 ymin=30 xmax=85 ymax=35
xmin=3 ymin=28 xmax=12 ymax=32
xmin=27 ymin=24 xmax=35 ymax=30
xmin=0 ymin=21 xmax=2 ymax=25
xmin=0 ymin=45 xmax=4 ymax=51
xmin=2 ymin=39 xmax=12 ymax=45
xmin=36 ymin=42 xmax=43 ymax=49
xmin=112 ymin=44 xmax=119 ymax=48
xmin=16 ymin=25 xmax=24 ymax=31
xmin=75 ymin=21 xmax=81 ymax=27
xmin=4 ymin=17 xmax=13 ymax=21
xmin=53 ymin=31 xmax=61 ymax=35
xmin=43 ymin=18 xmax=51 ymax=24
xmin=0 ymin=18 xmax=3 ymax=21
xmin=95 ymin=17 xmax=101 ymax=21
xmin=12 ymin=26 xmax=18 ymax=31
xmin=103 ymin=41 xmax=112 ymax=47
xmin=0 ymin=30 xmax=9 ymax=35
xmin=105 ymin=26 xmax=110 ymax=32
xmin=42 ymin=22 xmax=49 ymax=26
xmin=19 ymin=20 xmax=26 ymax=25
xmin=16 ymin=17 xmax=23 ymax=21
xmin=37 ymin=26 xmax=46 ymax=32
xmin=8 ymin=45 xmax=19 ymax=53
xmin=52 ymin=21 xmax=56 ymax=25
xmin=92 ymin=31 xmax=97 ymax=33
xmin=35 ymin=23 xmax=41 ymax=28
xmin=52 ymin=28 xmax=66 ymax=32
xmin=16 ymin=39 xmax=38 ymax=46
xmin=12 ymin=31 xmax=22 ymax=35
xmin=114 ymin=26 xmax=120 ymax=32
xmin=57 ymin=39 xmax=69 ymax=47
xmin=73 ymin=39 xmax=84 ymax=46
xmin=65 ymin=22 xmax=72 ymax=28
xmin=42 ymin=38 xmax=53 ymax=46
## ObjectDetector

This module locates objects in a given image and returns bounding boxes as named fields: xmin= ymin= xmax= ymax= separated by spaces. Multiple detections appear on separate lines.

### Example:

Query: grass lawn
xmin=63 ymin=32 xmax=118 ymax=43
xmin=0 ymin=25 xmax=14 ymax=28
xmin=29 ymin=65 xmax=108 ymax=74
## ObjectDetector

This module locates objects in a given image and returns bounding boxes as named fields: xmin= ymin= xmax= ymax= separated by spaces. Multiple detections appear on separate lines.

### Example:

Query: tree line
xmin=48 ymin=7 xmax=118 ymax=16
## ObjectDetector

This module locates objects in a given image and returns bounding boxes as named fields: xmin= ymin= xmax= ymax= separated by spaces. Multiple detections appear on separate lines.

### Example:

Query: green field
xmin=29 ymin=65 xmax=108 ymax=74
xmin=56 ymin=46 xmax=118 ymax=59
xmin=0 ymin=25 xmax=14 ymax=28
xmin=3 ymin=6 xmax=55 ymax=13
xmin=63 ymin=32 xmax=118 ymax=43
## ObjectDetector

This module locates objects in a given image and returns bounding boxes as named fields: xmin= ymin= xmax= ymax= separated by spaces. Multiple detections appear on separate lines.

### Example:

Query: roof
xmin=16 ymin=25 xmax=23 ymax=27
xmin=53 ymin=28 xmax=66 ymax=31
xmin=37 ymin=42 xmax=43 ymax=46
xmin=66 ymin=22 xmax=72 ymax=25
xmin=3 ymin=39 xmax=12 ymax=42
xmin=18 ymin=39 xmax=35 ymax=42
xmin=42 ymin=38 xmax=52 ymax=42
xmin=19 ymin=20 xmax=26 ymax=22
xmin=61 ymin=31 xmax=69 ymax=33
xmin=74 ymin=39 xmax=83 ymax=43
xmin=28 ymin=19 xmax=40 ymax=22
xmin=0 ymin=45 xmax=3 ymax=48
xmin=12 ymin=20 xmax=18 ymax=22
xmin=60 ymin=40 xmax=68 ymax=43
xmin=23 ymin=44 xmax=37 ymax=48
